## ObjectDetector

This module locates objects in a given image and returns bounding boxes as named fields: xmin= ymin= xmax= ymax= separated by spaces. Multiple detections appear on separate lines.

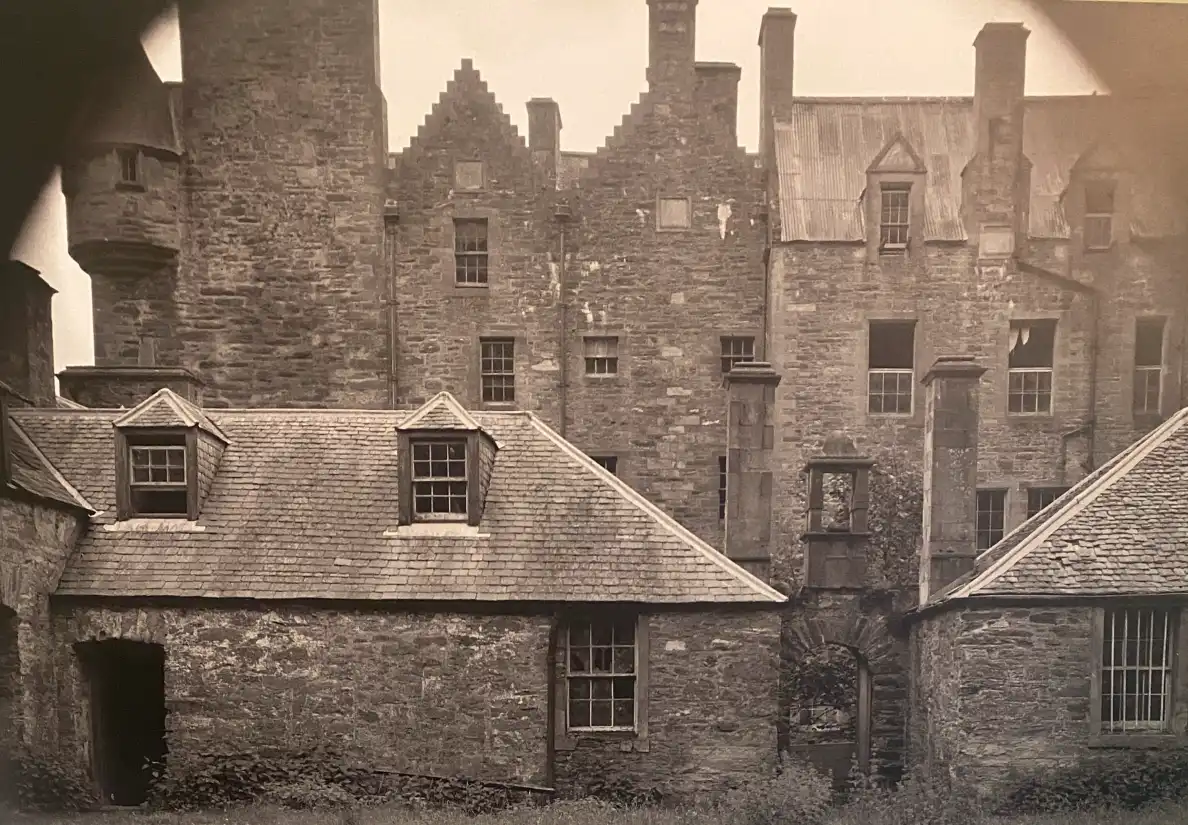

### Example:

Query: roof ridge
xmin=9 ymin=418 xmax=95 ymax=512
xmin=523 ymin=412 xmax=785 ymax=604
xmin=396 ymin=391 xmax=485 ymax=431
xmin=945 ymin=408 xmax=1188 ymax=601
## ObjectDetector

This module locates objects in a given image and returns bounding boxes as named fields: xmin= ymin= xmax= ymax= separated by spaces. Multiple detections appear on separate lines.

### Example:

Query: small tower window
xmin=117 ymin=149 xmax=141 ymax=186
xmin=1084 ymin=180 xmax=1115 ymax=252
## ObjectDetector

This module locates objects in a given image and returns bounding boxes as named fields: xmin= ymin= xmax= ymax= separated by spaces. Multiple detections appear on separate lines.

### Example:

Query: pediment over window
xmin=395 ymin=392 xmax=499 ymax=527
xmin=1071 ymin=141 xmax=1127 ymax=176
xmin=866 ymin=133 xmax=926 ymax=175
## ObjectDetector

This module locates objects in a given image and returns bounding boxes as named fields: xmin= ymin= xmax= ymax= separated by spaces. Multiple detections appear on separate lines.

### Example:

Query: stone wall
xmin=909 ymin=603 xmax=1188 ymax=797
xmin=0 ymin=496 xmax=86 ymax=751
xmin=175 ymin=0 xmax=389 ymax=408
xmin=553 ymin=609 xmax=780 ymax=796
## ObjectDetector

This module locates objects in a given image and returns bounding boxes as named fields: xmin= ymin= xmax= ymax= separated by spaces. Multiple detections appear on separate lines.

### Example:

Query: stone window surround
xmin=396 ymin=430 xmax=485 ymax=528
xmin=478 ymin=336 xmax=516 ymax=407
xmin=469 ymin=330 xmax=525 ymax=410
xmin=719 ymin=333 xmax=759 ymax=376
xmin=1003 ymin=312 xmax=1067 ymax=420
xmin=655 ymin=195 xmax=692 ymax=232
xmin=115 ymin=146 xmax=144 ymax=192
xmin=856 ymin=311 xmax=924 ymax=426
xmin=866 ymin=317 xmax=919 ymax=419
xmin=581 ymin=330 xmax=625 ymax=380
xmin=443 ymin=207 xmax=501 ymax=295
xmin=974 ymin=487 xmax=1008 ymax=551
xmin=553 ymin=611 xmax=650 ymax=753
xmin=114 ymin=426 xmax=200 ymax=521
xmin=1089 ymin=604 xmax=1188 ymax=748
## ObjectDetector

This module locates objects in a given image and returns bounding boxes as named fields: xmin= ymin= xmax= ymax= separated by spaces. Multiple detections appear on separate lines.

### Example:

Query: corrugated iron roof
xmin=775 ymin=95 xmax=1186 ymax=243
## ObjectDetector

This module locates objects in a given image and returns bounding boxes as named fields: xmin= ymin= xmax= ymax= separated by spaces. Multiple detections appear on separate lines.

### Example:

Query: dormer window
xmin=118 ymin=431 xmax=196 ymax=519
xmin=1084 ymin=180 xmax=1115 ymax=251
xmin=410 ymin=439 xmax=468 ymax=521
xmin=879 ymin=184 xmax=910 ymax=252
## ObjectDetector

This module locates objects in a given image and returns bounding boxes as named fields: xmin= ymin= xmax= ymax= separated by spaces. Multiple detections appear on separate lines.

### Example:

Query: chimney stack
xmin=919 ymin=357 xmax=987 ymax=604
xmin=526 ymin=98 xmax=562 ymax=189
xmin=694 ymin=63 xmax=742 ymax=144
xmin=58 ymin=365 xmax=205 ymax=409
xmin=758 ymin=8 xmax=797 ymax=168
xmin=965 ymin=22 xmax=1030 ymax=255
xmin=724 ymin=361 xmax=782 ymax=582
xmin=647 ymin=0 xmax=698 ymax=97
xmin=0 ymin=261 xmax=57 ymax=408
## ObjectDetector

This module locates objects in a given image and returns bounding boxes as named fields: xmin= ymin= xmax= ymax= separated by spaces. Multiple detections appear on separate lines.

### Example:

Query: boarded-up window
xmin=454 ymin=160 xmax=485 ymax=191
xmin=657 ymin=197 xmax=691 ymax=230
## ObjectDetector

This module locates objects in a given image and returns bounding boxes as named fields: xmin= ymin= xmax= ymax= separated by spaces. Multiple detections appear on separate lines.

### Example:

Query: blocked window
xmin=565 ymin=617 xmax=637 ymax=731
xmin=1134 ymin=318 xmax=1165 ymax=415
xmin=454 ymin=160 xmax=485 ymax=191
xmin=879 ymin=184 xmax=911 ymax=251
xmin=720 ymin=336 xmax=756 ymax=375
xmin=1095 ymin=608 xmax=1175 ymax=736
xmin=410 ymin=439 xmax=468 ymax=520
xmin=117 ymin=148 xmax=140 ymax=185
xmin=1008 ymin=320 xmax=1056 ymax=415
xmin=657 ymin=197 xmax=691 ymax=230
xmin=1026 ymin=486 xmax=1069 ymax=519
xmin=584 ymin=336 xmax=619 ymax=376
xmin=128 ymin=440 xmax=188 ymax=517
xmin=718 ymin=455 xmax=727 ymax=521
xmin=479 ymin=338 xmax=515 ymax=403
xmin=1084 ymin=180 xmax=1116 ymax=252
xmin=454 ymin=219 xmax=489 ymax=285
xmin=975 ymin=489 xmax=1006 ymax=550
xmin=867 ymin=321 xmax=915 ymax=415
xmin=591 ymin=455 xmax=618 ymax=476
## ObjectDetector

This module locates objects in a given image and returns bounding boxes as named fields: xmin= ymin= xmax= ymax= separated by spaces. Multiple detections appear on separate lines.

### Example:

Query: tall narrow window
xmin=720 ymin=336 xmax=755 ymax=375
xmin=867 ymin=321 xmax=915 ymax=415
xmin=117 ymin=148 xmax=140 ymax=185
xmin=718 ymin=455 xmax=728 ymax=521
xmin=1097 ymin=608 xmax=1174 ymax=735
xmin=479 ymin=338 xmax=515 ymax=403
xmin=566 ymin=618 xmax=638 ymax=731
xmin=1008 ymin=320 xmax=1056 ymax=415
xmin=454 ymin=219 xmax=489 ymax=285
xmin=128 ymin=440 xmax=188 ymax=517
xmin=584 ymin=337 xmax=619 ymax=376
xmin=975 ymin=489 xmax=1006 ymax=550
xmin=1026 ymin=486 xmax=1069 ymax=519
xmin=879 ymin=184 xmax=911 ymax=252
xmin=1134 ymin=318 xmax=1165 ymax=416
xmin=410 ymin=439 xmax=467 ymax=520
xmin=1084 ymin=181 xmax=1116 ymax=252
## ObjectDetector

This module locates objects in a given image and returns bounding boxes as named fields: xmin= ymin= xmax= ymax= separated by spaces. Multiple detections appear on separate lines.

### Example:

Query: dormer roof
xmin=113 ymin=387 xmax=229 ymax=444
xmin=397 ymin=391 xmax=484 ymax=433
xmin=866 ymin=132 xmax=926 ymax=175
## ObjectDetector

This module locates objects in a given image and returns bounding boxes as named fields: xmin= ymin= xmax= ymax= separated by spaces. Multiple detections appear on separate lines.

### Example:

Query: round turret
xmin=62 ymin=45 xmax=182 ymax=279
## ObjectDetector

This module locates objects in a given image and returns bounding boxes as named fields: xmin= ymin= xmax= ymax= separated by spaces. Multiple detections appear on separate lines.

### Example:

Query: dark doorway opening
xmin=78 ymin=639 xmax=166 ymax=806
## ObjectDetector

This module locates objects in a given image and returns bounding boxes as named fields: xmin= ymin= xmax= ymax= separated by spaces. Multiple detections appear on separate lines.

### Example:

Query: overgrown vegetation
xmin=3 ymin=744 xmax=98 ymax=813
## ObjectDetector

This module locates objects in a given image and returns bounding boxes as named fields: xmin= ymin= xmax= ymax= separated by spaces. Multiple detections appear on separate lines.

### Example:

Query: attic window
xmin=1084 ymin=181 xmax=1115 ymax=252
xmin=879 ymin=184 xmax=911 ymax=252
xmin=117 ymin=149 xmax=140 ymax=186
xmin=124 ymin=434 xmax=192 ymax=518
xmin=411 ymin=439 xmax=468 ymax=521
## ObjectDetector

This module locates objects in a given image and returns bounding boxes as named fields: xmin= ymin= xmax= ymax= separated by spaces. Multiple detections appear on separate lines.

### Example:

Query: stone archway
xmin=780 ymin=609 xmax=904 ymax=785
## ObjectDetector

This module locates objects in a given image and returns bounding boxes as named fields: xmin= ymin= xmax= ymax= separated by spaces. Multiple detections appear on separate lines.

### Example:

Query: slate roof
xmin=5 ymin=419 xmax=93 ymax=512
xmin=12 ymin=395 xmax=783 ymax=605
xmin=774 ymin=95 xmax=1187 ymax=243
xmin=933 ymin=406 xmax=1188 ymax=602
xmin=113 ymin=388 xmax=229 ymax=443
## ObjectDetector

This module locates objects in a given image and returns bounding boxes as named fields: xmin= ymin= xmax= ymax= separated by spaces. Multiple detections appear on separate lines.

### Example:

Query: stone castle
xmin=1 ymin=0 xmax=1187 ymax=808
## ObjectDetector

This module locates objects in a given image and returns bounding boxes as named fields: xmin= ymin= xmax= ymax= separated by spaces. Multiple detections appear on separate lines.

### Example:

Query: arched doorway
xmin=784 ymin=643 xmax=872 ymax=788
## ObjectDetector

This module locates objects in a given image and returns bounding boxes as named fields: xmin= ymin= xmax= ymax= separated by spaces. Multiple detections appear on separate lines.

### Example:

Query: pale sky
xmin=12 ymin=0 xmax=1101 ymax=377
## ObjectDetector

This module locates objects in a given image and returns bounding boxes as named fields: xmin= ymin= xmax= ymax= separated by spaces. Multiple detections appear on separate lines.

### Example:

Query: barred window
xmin=867 ymin=321 xmax=915 ymax=415
xmin=1134 ymin=318 xmax=1165 ymax=415
xmin=454 ymin=219 xmax=489 ymax=285
xmin=720 ymin=336 xmax=755 ymax=375
xmin=879 ymin=184 xmax=910 ymax=251
xmin=410 ymin=440 xmax=468 ymax=520
xmin=1008 ymin=320 xmax=1056 ymax=415
xmin=129 ymin=442 xmax=188 ymax=516
xmin=975 ymin=489 xmax=1006 ymax=550
xmin=1097 ymin=608 xmax=1174 ymax=735
xmin=479 ymin=338 xmax=515 ymax=403
xmin=584 ymin=337 xmax=619 ymax=376
xmin=566 ymin=618 xmax=637 ymax=730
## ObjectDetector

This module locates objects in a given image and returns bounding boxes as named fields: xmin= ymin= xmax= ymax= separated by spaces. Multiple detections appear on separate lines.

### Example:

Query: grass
xmin=10 ymin=798 xmax=1188 ymax=825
